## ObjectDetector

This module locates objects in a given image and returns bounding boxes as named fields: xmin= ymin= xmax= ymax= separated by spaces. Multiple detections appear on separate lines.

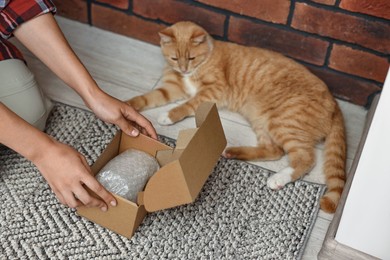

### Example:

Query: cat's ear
xmin=159 ymin=28 xmax=174 ymax=45
xmin=191 ymin=33 xmax=207 ymax=46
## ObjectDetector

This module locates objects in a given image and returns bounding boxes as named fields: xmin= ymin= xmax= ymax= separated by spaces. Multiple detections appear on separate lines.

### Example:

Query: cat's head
xmin=158 ymin=21 xmax=213 ymax=76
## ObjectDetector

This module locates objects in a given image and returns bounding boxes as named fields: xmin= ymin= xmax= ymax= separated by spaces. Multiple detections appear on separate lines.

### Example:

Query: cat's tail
xmin=321 ymin=105 xmax=346 ymax=213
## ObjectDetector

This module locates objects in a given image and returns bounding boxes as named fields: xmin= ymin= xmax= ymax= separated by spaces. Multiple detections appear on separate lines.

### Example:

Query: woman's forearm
xmin=13 ymin=13 xmax=101 ymax=107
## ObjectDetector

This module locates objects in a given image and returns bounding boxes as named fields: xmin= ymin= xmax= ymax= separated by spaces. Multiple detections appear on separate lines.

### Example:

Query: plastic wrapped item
xmin=96 ymin=149 xmax=160 ymax=202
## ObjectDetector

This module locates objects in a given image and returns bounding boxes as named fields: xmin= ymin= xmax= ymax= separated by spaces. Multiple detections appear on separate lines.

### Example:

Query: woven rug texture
xmin=0 ymin=103 xmax=324 ymax=260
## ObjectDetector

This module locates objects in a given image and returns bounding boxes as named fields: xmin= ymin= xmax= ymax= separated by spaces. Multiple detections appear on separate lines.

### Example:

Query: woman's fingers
xmin=72 ymin=184 xmax=107 ymax=210
xmin=63 ymin=191 xmax=82 ymax=209
xmin=82 ymin=175 xmax=117 ymax=209
xmin=121 ymin=106 xmax=157 ymax=139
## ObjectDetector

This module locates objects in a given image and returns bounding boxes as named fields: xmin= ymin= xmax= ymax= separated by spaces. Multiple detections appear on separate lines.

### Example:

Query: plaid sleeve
xmin=0 ymin=38 xmax=23 ymax=61
xmin=0 ymin=0 xmax=56 ymax=61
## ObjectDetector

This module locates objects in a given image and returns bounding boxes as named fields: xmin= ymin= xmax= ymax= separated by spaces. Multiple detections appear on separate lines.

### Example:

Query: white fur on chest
xmin=183 ymin=76 xmax=198 ymax=97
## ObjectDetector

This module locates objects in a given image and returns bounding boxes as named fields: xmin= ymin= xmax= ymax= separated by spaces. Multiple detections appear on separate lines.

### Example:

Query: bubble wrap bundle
xmin=96 ymin=149 xmax=160 ymax=202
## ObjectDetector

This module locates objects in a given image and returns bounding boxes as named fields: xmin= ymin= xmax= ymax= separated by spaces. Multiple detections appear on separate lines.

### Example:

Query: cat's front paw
xmin=158 ymin=112 xmax=174 ymax=125
xmin=266 ymin=167 xmax=294 ymax=190
xmin=127 ymin=96 xmax=146 ymax=111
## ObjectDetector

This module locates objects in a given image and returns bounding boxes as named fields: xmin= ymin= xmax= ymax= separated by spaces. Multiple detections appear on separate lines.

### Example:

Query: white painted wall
xmin=336 ymin=67 xmax=390 ymax=259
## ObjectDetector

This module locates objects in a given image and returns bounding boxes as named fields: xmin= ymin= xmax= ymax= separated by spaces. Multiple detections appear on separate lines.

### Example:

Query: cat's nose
xmin=179 ymin=65 xmax=186 ymax=72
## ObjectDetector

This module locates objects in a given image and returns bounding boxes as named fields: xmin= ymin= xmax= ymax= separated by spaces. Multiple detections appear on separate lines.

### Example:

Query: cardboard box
xmin=77 ymin=102 xmax=227 ymax=238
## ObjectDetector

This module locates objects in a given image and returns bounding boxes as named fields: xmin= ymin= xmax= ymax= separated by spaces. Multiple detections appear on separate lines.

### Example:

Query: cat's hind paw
xmin=266 ymin=167 xmax=294 ymax=190
xmin=158 ymin=112 xmax=174 ymax=125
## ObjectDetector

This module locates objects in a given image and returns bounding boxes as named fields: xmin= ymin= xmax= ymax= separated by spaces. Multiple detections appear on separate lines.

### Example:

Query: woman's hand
xmin=0 ymin=103 xmax=116 ymax=210
xmin=85 ymin=89 xmax=157 ymax=139
xmin=33 ymin=138 xmax=117 ymax=211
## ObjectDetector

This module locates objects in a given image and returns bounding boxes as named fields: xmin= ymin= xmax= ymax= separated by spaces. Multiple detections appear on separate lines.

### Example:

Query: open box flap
xmin=155 ymin=128 xmax=197 ymax=166
xmin=143 ymin=102 xmax=227 ymax=212
xmin=119 ymin=131 xmax=172 ymax=156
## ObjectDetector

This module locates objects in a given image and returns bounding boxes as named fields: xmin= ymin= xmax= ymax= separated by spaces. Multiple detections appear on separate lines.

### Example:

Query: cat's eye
xmin=171 ymin=57 xmax=178 ymax=61
xmin=189 ymin=57 xmax=195 ymax=61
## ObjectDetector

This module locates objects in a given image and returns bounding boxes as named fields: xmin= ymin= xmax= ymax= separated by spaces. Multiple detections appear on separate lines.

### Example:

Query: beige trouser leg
xmin=0 ymin=59 xmax=52 ymax=131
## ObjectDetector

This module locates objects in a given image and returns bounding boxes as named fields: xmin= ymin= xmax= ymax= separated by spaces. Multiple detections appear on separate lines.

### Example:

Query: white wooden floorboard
xmin=12 ymin=16 xmax=367 ymax=259
xmin=58 ymin=18 xmax=165 ymax=92
xmin=302 ymin=215 xmax=333 ymax=260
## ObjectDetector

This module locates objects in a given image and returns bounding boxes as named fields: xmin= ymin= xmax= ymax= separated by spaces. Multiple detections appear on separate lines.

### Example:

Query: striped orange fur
xmin=127 ymin=21 xmax=346 ymax=213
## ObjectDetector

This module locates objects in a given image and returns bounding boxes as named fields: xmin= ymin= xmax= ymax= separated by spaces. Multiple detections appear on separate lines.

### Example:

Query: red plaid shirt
xmin=0 ymin=0 xmax=56 ymax=62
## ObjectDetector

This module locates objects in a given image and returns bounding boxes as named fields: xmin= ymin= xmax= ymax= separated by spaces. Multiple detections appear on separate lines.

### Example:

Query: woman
xmin=0 ymin=0 xmax=157 ymax=211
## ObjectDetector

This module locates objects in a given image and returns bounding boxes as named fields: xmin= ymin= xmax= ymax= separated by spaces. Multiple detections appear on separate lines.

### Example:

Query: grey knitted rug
xmin=0 ymin=103 xmax=325 ymax=260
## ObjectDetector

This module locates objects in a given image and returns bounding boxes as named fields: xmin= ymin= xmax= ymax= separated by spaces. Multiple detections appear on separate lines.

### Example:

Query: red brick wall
xmin=53 ymin=0 xmax=390 ymax=107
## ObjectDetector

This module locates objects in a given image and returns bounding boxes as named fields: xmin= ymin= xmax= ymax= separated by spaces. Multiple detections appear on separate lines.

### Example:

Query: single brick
xmin=91 ymin=4 xmax=165 ymax=45
xmin=292 ymin=3 xmax=390 ymax=53
xmin=340 ymin=0 xmax=390 ymax=20
xmin=308 ymin=0 xmax=336 ymax=5
xmin=228 ymin=17 xmax=329 ymax=65
xmin=198 ymin=0 xmax=290 ymax=24
xmin=53 ymin=0 xmax=88 ymax=23
xmin=308 ymin=65 xmax=381 ymax=106
xmin=96 ymin=0 xmax=129 ymax=10
xmin=133 ymin=0 xmax=225 ymax=37
xmin=329 ymin=44 xmax=389 ymax=82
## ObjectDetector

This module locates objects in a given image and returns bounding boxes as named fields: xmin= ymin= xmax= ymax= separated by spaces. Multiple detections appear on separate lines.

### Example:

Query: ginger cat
xmin=127 ymin=21 xmax=346 ymax=213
